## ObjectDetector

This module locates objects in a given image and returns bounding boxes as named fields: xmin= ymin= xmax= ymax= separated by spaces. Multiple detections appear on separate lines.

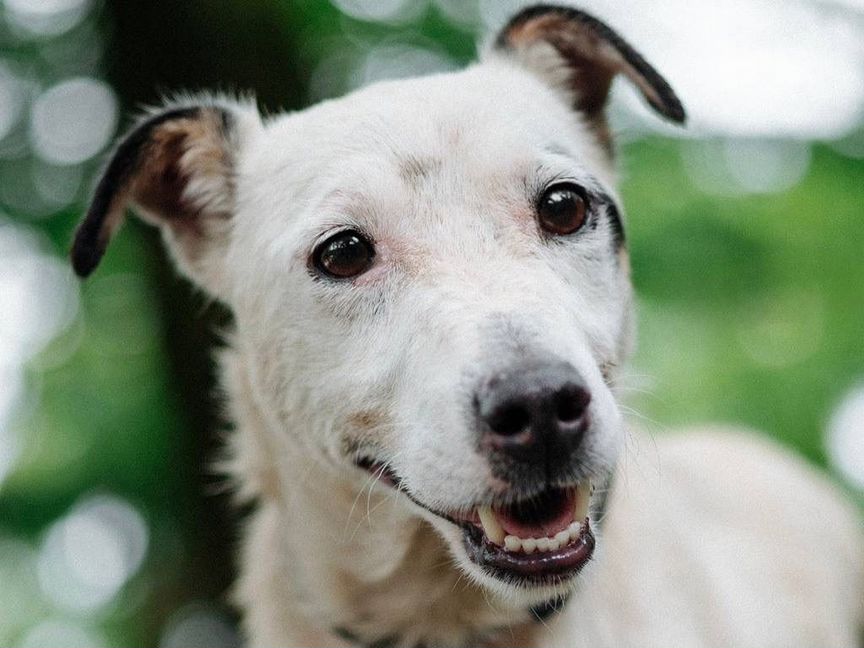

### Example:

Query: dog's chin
xmin=446 ymin=528 xmax=593 ymax=606
xmin=355 ymin=458 xmax=597 ymax=594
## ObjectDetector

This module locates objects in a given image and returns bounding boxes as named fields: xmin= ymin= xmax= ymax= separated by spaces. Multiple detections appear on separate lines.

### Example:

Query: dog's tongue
xmin=495 ymin=492 xmax=576 ymax=538
xmin=476 ymin=484 xmax=591 ymax=546
xmin=477 ymin=487 xmax=581 ymax=543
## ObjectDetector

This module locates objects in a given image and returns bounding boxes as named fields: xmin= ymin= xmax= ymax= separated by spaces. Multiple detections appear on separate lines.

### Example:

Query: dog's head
xmin=72 ymin=6 xmax=683 ymax=604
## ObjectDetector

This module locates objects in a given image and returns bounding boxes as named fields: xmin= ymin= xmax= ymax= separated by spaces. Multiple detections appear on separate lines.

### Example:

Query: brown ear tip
xmin=648 ymin=80 xmax=687 ymax=125
xmin=498 ymin=4 xmax=688 ymax=127
xmin=665 ymin=99 xmax=687 ymax=125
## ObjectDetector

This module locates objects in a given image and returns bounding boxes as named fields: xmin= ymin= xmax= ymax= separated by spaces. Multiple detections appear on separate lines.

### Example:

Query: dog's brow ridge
xmin=398 ymin=155 xmax=442 ymax=185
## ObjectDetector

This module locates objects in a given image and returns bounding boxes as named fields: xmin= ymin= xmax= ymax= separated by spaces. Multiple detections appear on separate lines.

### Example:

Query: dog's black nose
xmin=476 ymin=361 xmax=591 ymax=463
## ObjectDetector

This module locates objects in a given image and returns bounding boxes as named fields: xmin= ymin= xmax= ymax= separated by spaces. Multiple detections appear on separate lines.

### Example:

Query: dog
xmin=70 ymin=5 xmax=863 ymax=646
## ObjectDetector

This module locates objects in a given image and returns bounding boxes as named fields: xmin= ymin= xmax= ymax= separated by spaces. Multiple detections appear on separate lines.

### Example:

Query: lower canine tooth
xmin=555 ymin=530 xmax=570 ymax=546
xmin=478 ymin=506 xmax=506 ymax=545
xmin=504 ymin=535 xmax=521 ymax=552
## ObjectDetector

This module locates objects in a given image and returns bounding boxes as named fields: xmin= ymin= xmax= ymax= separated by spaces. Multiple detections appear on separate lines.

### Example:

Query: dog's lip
xmin=463 ymin=517 xmax=595 ymax=581
xmin=355 ymin=456 xmax=401 ymax=489
xmin=354 ymin=456 xmax=463 ymax=525
xmin=355 ymin=456 xmax=596 ymax=582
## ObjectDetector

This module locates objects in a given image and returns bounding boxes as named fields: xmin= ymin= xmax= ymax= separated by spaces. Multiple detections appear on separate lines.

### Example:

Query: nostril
xmin=554 ymin=386 xmax=591 ymax=424
xmin=555 ymin=397 xmax=579 ymax=424
xmin=488 ymin=404 xmax=531 ymax=437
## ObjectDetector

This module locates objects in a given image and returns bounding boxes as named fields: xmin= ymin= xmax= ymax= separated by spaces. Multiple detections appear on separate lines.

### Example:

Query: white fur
xmin=114 ymin=41 xmax=862 ymax=648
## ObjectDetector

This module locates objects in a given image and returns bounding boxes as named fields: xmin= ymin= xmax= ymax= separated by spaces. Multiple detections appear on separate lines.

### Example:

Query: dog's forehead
xmin=233 ymin=64 xmax=621 ymax=275
xmin=248 ymin=64 xmax=613 ymax=195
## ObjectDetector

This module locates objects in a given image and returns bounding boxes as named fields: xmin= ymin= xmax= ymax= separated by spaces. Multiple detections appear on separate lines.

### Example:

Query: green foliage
xmin=625 ymin=140 xmax=864 ymax=465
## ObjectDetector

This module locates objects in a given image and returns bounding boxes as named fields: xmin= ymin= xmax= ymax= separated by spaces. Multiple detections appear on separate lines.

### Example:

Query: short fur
xmin=72 ymin=6 xmax=863 ymax=647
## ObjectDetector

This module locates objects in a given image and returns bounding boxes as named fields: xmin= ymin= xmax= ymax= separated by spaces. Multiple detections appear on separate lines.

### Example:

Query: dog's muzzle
xmin=356 ymin=454 xmax=596 ymax=585
xmin=355 ymin=359 xmax=600 ymax=586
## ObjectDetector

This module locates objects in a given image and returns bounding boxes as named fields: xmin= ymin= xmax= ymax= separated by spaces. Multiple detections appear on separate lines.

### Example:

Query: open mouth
xmin=462 ymin=484 xmax=594 ymax=584
xmin=356 ymin=458 xmax=595 ymax=585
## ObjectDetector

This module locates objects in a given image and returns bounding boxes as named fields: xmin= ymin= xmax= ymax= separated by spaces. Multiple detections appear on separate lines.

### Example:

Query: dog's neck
xmin=223 ymin=348 xmax=554 ymax=647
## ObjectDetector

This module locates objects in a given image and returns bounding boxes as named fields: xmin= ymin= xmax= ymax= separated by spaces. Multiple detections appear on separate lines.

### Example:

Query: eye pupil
xmin=538 ymin=185 xmax=588 ymax=236
xmin=314 ymin=231 xmax=374 ymax=279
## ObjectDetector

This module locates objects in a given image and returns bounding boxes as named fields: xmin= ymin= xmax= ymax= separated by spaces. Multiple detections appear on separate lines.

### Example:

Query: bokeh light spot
xmin=0 ymin=221 xmax=80 ymax=486
xmin=36 ymin=494 xmax=149 ymax=614
xmin=0 ymin=537 xmax=43 ymax=644
xmin=18 ymin=619 xmax=106 ymax=648
xmin=0 ymin=62 xmax=29 ymax=142
xmin=0 ymin=221 xmax=80 ymax=365
xmin=30 ymin=77 xmax=117 ymax=165
xmin=0 ymin=370 xmax=23 ymax=486
xmin=160 ymin=603 xmax=241 ymax=648
xmin=681 ymin=139 xmax=812 ymax=196
xmin=32 ymin=161 xmax=84 ymax=211
xmin=352 ymin=43 xmax=456 ymax=88
xmin=5 ymin=0 xmax=92 ymax=37
xmin=330 ymin=0 xmax=427 ymax=24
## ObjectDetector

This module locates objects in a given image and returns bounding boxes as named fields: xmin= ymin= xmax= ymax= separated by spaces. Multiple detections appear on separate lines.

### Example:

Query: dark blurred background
xmin=0 ymin=0 xmax=862 ymax=646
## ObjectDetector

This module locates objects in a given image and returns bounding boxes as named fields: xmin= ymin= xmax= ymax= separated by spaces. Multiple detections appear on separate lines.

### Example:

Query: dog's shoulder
xmin=574 ymin=426 xmax=864 ymax=648
xmin=648 ymin=426 xmax=861 ymax=540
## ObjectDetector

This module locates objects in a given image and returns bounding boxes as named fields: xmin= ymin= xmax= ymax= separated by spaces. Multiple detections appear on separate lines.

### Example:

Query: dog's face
xmin=72 ymin=6 xmax=683 ymax=604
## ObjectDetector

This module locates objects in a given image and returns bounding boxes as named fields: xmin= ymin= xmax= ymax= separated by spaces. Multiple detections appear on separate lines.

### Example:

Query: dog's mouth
xmin=462 ymin=484 xmax=594 ymax=584
xmin=356 ymin=458 xmax=595 ymax=585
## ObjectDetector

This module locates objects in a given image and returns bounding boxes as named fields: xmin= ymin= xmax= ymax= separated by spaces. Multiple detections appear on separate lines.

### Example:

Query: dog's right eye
xmin=312 ymin=230 xmax=375 ymax=279
xmin=537 ymin=183 xmax=589 ymax=237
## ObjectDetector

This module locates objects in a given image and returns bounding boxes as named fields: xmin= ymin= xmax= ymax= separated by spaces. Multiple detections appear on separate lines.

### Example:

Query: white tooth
xmin=555 ymin=530 xmax=570 ymax=546
xmin=536 ymin=537 xmax=551 ymax=552
xmin=478 ymin=506 xmax=506 ymax=545
xmin=568 ymin=521 xmax=582 ymax=538
xmin=504 ymin=535 xmax=521 ymax=552
xmin=521 ymin=537 xmax=537 ymax=554
xmin=573 ymin=481 xmax=591 ymax=521
xmin=548 ymin=536 xmax=561 ymax=551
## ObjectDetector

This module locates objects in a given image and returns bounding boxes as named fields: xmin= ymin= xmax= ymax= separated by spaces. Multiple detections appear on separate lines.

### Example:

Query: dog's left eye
xmin=537 ymin=184 xmax=588 ymax=236
xmin=312 ymin=230 xmax=375 ymax=279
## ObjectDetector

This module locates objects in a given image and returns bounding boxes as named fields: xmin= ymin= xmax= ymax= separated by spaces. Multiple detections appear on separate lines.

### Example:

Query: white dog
xmin=71 ymin=5 xmax=863 ymax=646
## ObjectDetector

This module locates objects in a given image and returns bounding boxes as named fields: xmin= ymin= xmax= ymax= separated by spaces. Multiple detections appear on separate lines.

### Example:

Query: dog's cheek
xmin=396 ymin=413 xmax=494 ymax=510
xmin=549 ymin=245 xmax=634 ymax=375
xmin=231 ymin=284 xmax=390 ymax=438
xmin=393 ymin=399 xmax=491 ymax=510
xmin=584 ymin=382 xmax=627 ymax=475
xmin=349 ymin=501 xmax=425 ymax=584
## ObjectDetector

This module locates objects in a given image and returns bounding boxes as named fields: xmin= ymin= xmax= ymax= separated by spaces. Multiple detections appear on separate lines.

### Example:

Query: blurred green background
xmin=0 ymin=0 xmax=862 ymax=646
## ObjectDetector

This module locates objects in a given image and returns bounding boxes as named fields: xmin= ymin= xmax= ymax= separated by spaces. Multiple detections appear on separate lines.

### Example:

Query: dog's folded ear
xmin=490 ymin=5 xmax=685 ymax=146
xmin=71 ymin=99 xmax=260 ymax=294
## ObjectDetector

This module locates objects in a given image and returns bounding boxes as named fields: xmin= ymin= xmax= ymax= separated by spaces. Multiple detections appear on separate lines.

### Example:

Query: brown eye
xmin=537 ymin=184 xmax=588 ymax=236
xmin=313 ymin=230 xmax=375 ymax=279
